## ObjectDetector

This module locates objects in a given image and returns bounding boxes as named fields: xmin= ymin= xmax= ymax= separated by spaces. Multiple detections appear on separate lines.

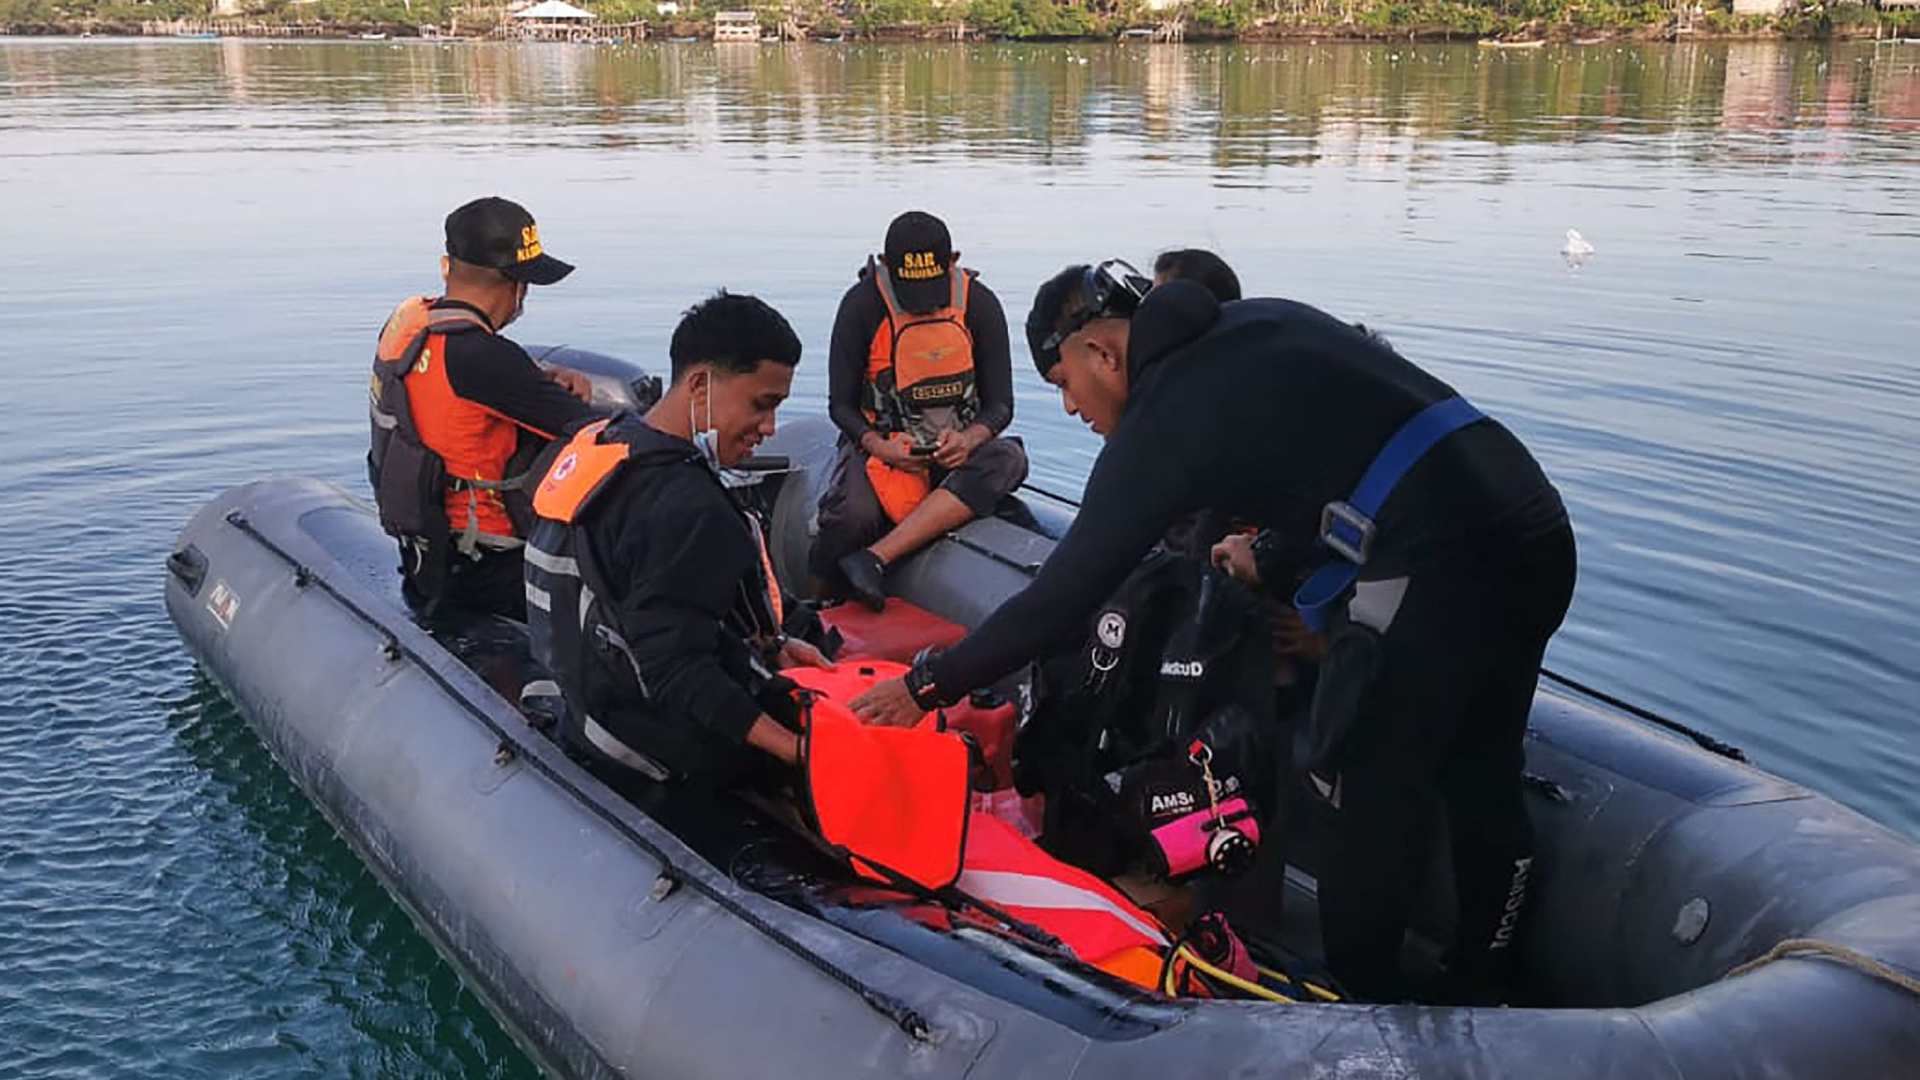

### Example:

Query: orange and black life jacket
xmin=523 ymin=418 xmax=786 ymax=780
xmin=862 ymin=258 xmax=977 ymax=445
xmin=787 ymin=661 xmax=971 ymax=892
xmin=367 ymin=296 xmax=544 ymax=568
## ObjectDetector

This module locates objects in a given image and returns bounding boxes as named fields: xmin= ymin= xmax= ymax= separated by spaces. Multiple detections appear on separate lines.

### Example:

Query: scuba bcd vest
xmin=862 ymin=257 xmax=977 ymax=447
xmin=523 ymin=417 xmax=788 ymax=781
xmin=368 ymin=297 xmax=548 ymax=599
xmin=1015 ymin=551 xmax=1279 ymax=879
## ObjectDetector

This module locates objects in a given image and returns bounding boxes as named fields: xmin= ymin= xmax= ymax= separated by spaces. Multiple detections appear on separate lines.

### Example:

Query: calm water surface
xmin=2 ymin=37 xmax=1916 ymax=1076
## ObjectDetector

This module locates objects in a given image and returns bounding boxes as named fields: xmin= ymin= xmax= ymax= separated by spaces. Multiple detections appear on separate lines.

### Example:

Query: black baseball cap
xmin=444 ymin=196 xmax=574 ymax=286
xmin=882 ymin=211 xmax=953 ymax=314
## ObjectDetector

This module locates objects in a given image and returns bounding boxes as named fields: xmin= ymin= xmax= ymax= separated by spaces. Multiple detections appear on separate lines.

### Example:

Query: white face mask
xmin=503 ymin=282 xmax=527 ymax=329
xmin=688 ymin=373 xmax=756 ymax=487
xmin=689 ymin=373 xmax=721 ymax=471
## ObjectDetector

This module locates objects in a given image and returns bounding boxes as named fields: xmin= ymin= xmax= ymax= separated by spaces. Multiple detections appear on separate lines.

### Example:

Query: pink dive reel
xmin=1149 ymin=795 xmax=1261 ymax=879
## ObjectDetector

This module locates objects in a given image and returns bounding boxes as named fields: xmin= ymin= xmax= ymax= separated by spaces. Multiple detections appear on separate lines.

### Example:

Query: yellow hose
xmin=1172 ymin=946 xmax=1300 ymax=1003
xmin=1254 ymin=963 xmax=1343 ymax=1002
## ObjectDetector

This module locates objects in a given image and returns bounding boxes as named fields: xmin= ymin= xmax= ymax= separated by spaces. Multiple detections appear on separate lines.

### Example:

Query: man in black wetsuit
xmin=809 ymin=211 xmax=1028 ymax=609
xmin=853 ymin=262 xmax=1577 ymax=1004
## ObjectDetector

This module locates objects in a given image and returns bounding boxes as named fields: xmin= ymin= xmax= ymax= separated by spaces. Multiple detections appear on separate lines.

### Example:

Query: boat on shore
xmin=165 ymin=349 xmax=1920 ymax=1077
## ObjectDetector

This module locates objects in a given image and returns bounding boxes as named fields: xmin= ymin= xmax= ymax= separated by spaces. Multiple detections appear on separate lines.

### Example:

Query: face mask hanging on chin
xmin=689 ymin=373 xmax=758 ymax=488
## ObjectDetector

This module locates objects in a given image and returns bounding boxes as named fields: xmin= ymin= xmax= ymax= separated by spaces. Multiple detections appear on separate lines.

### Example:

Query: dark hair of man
xmin=1025 ymin=264 xmax=1098 ymax=375
xmin=668 ymin=290 xmax=803 ymax=383
xmin=1152 ymin=248 xmax=1241 ymax=303
xmin=445 ymin=257 xmax=513 ymax=290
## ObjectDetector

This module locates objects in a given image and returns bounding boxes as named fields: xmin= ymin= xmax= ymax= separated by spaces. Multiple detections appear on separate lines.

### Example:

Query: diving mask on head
xmin=1035 ymin=259 xmax=1153 ymax=367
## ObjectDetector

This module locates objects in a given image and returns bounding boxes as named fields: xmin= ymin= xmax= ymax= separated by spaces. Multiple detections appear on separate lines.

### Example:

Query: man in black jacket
xmin=854 ymin=264 xmax=1576 ymax=1003
xmin=810 ymin=211 xmax=1028 ymax=610
xmin=524 ymin=292 xmax=827 ymax=786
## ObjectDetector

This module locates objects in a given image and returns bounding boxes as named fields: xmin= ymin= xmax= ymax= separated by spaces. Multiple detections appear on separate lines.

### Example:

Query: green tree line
xmin=3 ymin=0 xmax=1911 ymax=38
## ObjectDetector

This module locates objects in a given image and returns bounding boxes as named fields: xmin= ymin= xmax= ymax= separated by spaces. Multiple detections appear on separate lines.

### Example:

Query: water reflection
xmin=5 ymin=40 xmax=1918 ymax=172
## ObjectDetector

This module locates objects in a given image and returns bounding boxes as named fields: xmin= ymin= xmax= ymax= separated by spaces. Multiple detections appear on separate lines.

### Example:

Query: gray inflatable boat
xmin=164 ymin=352 xmax=1920 ymax=1077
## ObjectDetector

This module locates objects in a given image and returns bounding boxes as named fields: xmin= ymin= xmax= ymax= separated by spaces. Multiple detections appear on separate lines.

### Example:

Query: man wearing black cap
xmin=853 ymin=263 xmax=1576 ymax=1006
xmin=810 ymin=211 xmax=1028 ymax=611
xmin=367 ymin=196 xmax=596 ymax=620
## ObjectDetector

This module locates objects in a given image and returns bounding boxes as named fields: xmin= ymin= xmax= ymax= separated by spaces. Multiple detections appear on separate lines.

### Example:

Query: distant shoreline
xmin=3 ymin=14 xmax=1916 ymax=46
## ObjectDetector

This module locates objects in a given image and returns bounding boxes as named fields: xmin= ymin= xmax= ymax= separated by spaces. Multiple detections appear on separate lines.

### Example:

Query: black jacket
xmin=925 ymin=281 xmax=1566 ymax=698
xmin=578 ymin=417 xmax=782 ymax=775
xmin=826 ymin=268 xmax=1015 ymax=444
xmin=429 ymin=298 xmax=593 ymax=440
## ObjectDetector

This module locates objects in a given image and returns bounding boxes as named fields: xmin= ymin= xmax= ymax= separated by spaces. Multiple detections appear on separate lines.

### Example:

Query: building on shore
xmin=509 ymin=0 xmax=597 ymax=40
xmin=1730 ymin=0 xmax=1788 ymax=13
xmin=714 ymin=10 xmax=760 ymax=41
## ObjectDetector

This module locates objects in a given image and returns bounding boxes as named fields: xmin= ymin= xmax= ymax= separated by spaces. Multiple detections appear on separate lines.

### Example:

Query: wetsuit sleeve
xmin=444 ymin=333 xmax=594 ymax=440
xmin=612 ymin=499 xmax=766 ymax=744
xmin=925 ymin=404 xmax=1204 ymax=696
xmin=828 ymin=283 xmax=881 ymax=444
xmin=966 ymin=281 xmax=1014 ymax=436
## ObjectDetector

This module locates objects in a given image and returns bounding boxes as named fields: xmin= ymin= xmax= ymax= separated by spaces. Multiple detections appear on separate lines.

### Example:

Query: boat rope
xmin=219 ymin=511 xmax=938 ymax=1044
xmin=1536 ymin=668 xmax=1746 ymax=762
xmin=1724 ymin=938 xmax=1920 ymax=998
xmin=1016 ymin=481 xmax=1749 ymax=764
xmin=1016 ymin=480 xmax=1085 ymax=508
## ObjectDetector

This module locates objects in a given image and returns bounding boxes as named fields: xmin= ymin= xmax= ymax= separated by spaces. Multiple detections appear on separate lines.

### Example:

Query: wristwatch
xmin=904 ymin=651 xmax=952 ymax=710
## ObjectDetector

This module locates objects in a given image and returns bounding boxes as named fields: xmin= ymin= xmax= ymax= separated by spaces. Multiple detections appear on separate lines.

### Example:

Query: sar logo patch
xmin=1096 ymin=611 xmax=1126 ymax=649
xmin=549 ymin=451 xmax=579 ymax=487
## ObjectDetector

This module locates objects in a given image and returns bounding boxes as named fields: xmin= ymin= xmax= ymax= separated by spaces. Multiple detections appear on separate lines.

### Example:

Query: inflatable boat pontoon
xmin=164 ymin=351 xmax=1920 ymax=1078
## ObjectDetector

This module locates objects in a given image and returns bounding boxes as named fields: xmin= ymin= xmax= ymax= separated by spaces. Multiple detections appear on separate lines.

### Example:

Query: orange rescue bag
xmin=790 ymin=663 xmax=970 ymax=892
xmin=864 ymin=433 xmax=935 ymax=524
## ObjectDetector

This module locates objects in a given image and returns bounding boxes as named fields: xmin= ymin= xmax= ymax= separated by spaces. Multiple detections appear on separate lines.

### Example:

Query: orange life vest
xmin=373 ymin=296 xmax=549 ymax=541
xmin=859 ymin=263 xmax=975 ymax=521
xmin=532 ymin=418 xmax=784 ymax=629
xmin=863 ymin=258 xmax=976 ymax=442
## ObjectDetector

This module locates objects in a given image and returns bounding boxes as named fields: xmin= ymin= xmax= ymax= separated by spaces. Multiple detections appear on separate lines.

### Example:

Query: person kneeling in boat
xmin=852 ymin=262 xmax=1577 ymax=1005
xmin=368 ymin=196 xmax=598 ymax=620
xmin=810 ymin=211 xmax=1029 ymax=611
xmin=522 ymin=292 xmax=831 ymax=783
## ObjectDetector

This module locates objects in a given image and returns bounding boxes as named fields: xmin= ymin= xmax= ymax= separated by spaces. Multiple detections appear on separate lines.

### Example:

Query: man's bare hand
xmin=865 ymin=432 xmax=929 ymax=473
xmin=745 ymin=715 xmax=800 ymax=765
xmin=1211 ymin=533 xmax=1261 ymax=587
xmin=548 ymin=366 xmax=594 ymax=403
xmin=849 ymin=677 xmax=926 ymax=728
xmin=1269 ymin=605 xmax=1329 ymax=664
xmin=931 ymin=426 xmax=984 ymax=470
xmin=776 ymin=637 xmax=832 ymax=670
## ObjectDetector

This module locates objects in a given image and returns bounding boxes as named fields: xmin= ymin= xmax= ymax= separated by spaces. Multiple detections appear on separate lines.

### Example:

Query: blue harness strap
xmin=1292 ymin=396 xmax=1486 ymax=632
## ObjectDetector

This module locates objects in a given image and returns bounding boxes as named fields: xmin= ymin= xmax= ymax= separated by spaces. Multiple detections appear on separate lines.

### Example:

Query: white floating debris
xmin=1562 ymin=227 xmax=1595 ymax=267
